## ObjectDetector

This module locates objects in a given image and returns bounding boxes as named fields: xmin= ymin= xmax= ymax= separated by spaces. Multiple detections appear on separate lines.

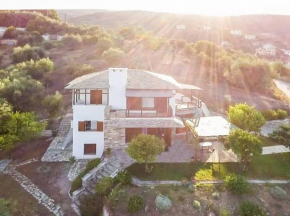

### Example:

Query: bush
xmin=270 ymin=186 xmax=288 ymax=200
xmin=195 ymin=169 xmax=214 ymax=180
xmin=239 ymin=201 xmax=265 ymax=216
xmin=193 ymin=200 xmax=201 ymax=209
xmin=62 ymin=34 xmax=82 ymax=48
xmin=155 ymin=194 xmax=172 ymax=211
xmin=277 ymin=109 xmax=288 ymax=119
xmin=262 ymin=109 xmax=287 ymax=120
xmin=212 ymin=191 xmax=220 ymax=200
xmin=114 ymin=171 xmax=132 ymax=186
xmin=71 ymin=176 xmax=82 ymax=194
xmin=219 ymin=208 xmax=231 ymax=216
xmin=42 ymin=91 xmax=63 ymax=119
xmin=102 ymin=47 xmax=125 ymax=64
xmin=12 ymin=44 xmax=45 ymax=63
xmin=127 ymin=195 xmax=144 ymax=213
xmin=85 ymin=159 xmax=101 ymax=172
xmin=107 ymin=183 xmax=122 ymax=205
xmin=79 ymin=194 xmax=104 ymax=216
xmin=188 ymin=184 xmax=196 ymax=192
xmin=224 ymin=173 xmax=250 ymax=194
xmin=96 ymin=37 xmax=114 ymax=52
xmin=95 ymin=177 xmax=114 ymax=195
xmin=70 ymin=159 xmax=101 ymax=194
xmin=42 ymin=41 xmax=54 ymax=50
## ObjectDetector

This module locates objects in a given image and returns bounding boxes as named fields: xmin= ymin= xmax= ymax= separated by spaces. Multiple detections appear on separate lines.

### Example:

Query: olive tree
xmin=126 ymin=134 xmax=165 ymax=173
xmin=228 ymin=103 xmax=265 ymax=133
xmin=225 ymin=129 xmax=262 ymax=166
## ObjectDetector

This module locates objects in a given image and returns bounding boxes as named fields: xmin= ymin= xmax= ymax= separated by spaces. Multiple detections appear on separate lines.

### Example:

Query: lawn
xmin=127 ymin=153 xmax=290 ymax=181
xmin=258 ymin=135 xmax=279 ymax=146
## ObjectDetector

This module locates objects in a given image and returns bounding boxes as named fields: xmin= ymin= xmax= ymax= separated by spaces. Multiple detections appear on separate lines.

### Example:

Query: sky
xmin=2 ymin=0 xmax=290 ymax=16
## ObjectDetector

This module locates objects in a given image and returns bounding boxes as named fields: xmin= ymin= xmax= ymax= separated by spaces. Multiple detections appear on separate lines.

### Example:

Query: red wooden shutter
xmin=97 ymin=121 xmax=103 ymax=132
xmin=78 ymin=121 xmax=85 ymax=131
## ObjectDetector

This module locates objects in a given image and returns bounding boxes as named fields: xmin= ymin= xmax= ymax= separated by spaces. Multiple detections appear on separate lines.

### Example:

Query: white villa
xmin=203 ymin=26 xmax=211 ymax=31
xmin=65 ymin=68 xmax=207 ymax=159
xmin=281 ymin=49 xmax=290 ymax=56
xmin=42 ymin=33 xmax=63 ymax=41
xmin=176 ymin=25 xmax=186 ymax=30
xmin=244 ymin=34 xmax=256 ymax=40
xmin=256 ymin=44 xmax=276 ymax=56
xmin=230 ymin=30 xmax=242 ymax=36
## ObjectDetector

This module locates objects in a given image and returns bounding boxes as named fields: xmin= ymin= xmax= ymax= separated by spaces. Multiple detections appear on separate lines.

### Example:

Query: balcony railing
xmin=176 ymin=95 xmax=202 ymax=110
xmin=126 ymin=108 xmax=173 ymax=118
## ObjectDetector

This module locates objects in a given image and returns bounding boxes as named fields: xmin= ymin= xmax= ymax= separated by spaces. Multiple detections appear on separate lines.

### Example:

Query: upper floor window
xmin=142 ymin=98 xmax=154 ymax=108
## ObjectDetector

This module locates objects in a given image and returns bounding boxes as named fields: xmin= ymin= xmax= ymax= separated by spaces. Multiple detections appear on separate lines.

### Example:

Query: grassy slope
xmin=127 ymin=153 xmax=290 ymax=181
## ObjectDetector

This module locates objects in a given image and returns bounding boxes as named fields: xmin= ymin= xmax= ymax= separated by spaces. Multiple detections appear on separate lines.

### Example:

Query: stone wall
xmin=104 ymin=120 xmax=126 ymax=149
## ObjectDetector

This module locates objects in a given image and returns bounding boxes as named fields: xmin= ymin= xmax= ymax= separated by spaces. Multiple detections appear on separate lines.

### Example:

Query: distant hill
xmin=66 ymin=10 xmax=290 ymax=43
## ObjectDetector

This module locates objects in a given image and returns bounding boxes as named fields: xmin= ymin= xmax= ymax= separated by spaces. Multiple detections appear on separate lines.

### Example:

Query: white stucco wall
xmin=169 ymin=90 xmax=176 ymax=116
xmin=109 ymin=68 xmax=127 ymax=109
xmin=72 ymin=105 xmax=106 ymax=159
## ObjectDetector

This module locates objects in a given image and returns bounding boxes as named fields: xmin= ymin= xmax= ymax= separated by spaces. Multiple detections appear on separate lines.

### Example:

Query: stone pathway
xmin=68 ymin=160 xmax=89 ymax=181
xmin=14 ymin=158 xmax=38 ymax=167
xmin=262 ymin=145 xmax=290 ymax=155
xmin=0 ymin=159 xmax=11 ymax=172
xmin=3 ymin=166 xmax=64 ymax=216
xmin=261 ymin=119 xmax=290 ymax=137
xmin=42 ymin=112 xmax=73 ymax=162
xmin=132 ymin=177 xmax=290 ymax=187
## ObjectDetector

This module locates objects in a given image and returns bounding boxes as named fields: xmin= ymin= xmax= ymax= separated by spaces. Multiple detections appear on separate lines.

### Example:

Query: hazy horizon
xmin=3 ymin=0 xmax=290 ymax=16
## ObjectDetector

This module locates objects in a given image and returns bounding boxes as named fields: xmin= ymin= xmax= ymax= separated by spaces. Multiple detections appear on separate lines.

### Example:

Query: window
xmin=142 ymin=98 xmax=154 ymax=108
xmin=79 ymin=121 xmax=103 ymax=131
xmin=84 ymin=144 xmax=96 ymax=155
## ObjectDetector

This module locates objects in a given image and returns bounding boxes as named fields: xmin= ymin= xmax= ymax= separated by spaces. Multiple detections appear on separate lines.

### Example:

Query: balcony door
xmin=90 ymin=90 xmax=102 ymax=104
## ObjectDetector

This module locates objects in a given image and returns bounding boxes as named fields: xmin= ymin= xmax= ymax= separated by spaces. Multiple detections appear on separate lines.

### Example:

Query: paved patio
xmin=260 ymin=119 xmax=290 ymax=137
xmin=156 ymin=135 xmax=238 ymax=163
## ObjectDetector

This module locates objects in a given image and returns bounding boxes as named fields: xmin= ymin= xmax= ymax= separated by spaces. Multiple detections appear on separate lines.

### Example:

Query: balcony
xmin=126 ymin=109 xmax=173 ymax=118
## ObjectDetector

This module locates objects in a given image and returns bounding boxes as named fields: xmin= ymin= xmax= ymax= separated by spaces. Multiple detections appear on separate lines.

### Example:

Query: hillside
xmin=66 ymin=10 xmax=290 ymax=42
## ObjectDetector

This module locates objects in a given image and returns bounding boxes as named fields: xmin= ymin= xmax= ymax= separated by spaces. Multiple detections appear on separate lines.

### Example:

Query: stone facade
xmin=104 ymin=120 xmax=126 ymax=149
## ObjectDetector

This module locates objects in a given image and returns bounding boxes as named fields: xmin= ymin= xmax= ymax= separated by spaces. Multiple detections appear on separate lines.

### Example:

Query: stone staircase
xmin=41 ymin=112 xmax=73 ymax=162
xmin=71 ymin=157 xmax=127 ymax=215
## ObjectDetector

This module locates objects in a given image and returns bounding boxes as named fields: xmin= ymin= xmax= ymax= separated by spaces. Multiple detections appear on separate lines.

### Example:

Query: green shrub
xmin=195 ymin=169 xmax=214 ymax=180
xmin=188 ymin=184 xmax=196 ymax=192
xmin=85 ymin=159 xmax=101 ymax=172
xmin=69 ymin=156 xmax=75 ymax=163
xmin=62 ymin=34 xmax=82 ymax=48
xmin=107 ymin=183 xmax=123 ymax=205
xmin=71 ymin=176 xmax=82 ymax=194
xmin=212 ymin=191 xmax=220 ymax=200
xmin=193 ymin=200 xmax=201 ymax=209
xmin=155 ymin=194 xmax=172 ymax=211
xmin=262 ymin=109 xmax=288 ymax=120
xmin=239 ymin=201 xmax=266 ymax=216
xmin=114 ymin=171 xmax=132 ymax=186
xmin=224 ymin=173 xmax=249 ymax=194
xmin=12 ymin=44 xmax=45 ymax=63
xmin=42 ymin=41 xmax=54 ymax=50
xmin=127 ymin=195 xmax=144 ymax=213
xmin=270 ymin=186 xmax=288 ymax=200
xmin=79 ymin=194 xmax=104 ymax=216
xmin=95 ymin=177 xmax=114 ymax=195
xmin=277 ymin=109 xmax=288 ymax=119
xmin=70 ymin=159 xmax=101 ymax=194
xmin=219 ymin=208 xmax=231 ymax=216
xmin=0 ymin=198 xmax=17 ymax=216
